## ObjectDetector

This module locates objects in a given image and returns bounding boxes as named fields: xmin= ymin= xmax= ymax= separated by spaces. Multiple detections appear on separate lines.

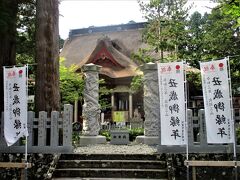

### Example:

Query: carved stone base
xmin=135 ymin=136 xmax=159 ymax=145
xmin=79 ymin=135 xmax=106 ymax=146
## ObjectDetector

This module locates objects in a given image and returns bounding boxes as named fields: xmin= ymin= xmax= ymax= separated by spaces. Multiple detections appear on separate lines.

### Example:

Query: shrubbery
xmin=237 ymin=127 xmax=240 ymax=144
xmin=99 ymin=130 xmax=111 ymax=141
xmin=129 ymin=128 xmax=144 ymax=141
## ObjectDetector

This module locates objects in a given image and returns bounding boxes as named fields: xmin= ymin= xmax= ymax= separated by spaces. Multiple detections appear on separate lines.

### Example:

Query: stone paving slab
xmin=74 ymin=142 xmax=158 ymax=154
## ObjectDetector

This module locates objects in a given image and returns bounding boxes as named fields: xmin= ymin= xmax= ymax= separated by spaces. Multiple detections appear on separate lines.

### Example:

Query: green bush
xmin=72 ymin=132 xmax=80 ymax=146
xmin=100 ymin=130 xmax=111 ymax=141
xmin=129 ymin=128 xmax=144 ymax=141
xmin=237 ymin=127 xmax=240 ymax=145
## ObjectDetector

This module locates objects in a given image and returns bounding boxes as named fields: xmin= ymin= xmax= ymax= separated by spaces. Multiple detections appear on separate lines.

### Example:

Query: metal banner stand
xmin=24 ymin=136 xmax=28 ymax=180
xmin=184 ymin=61 xmax=189 ymax=180
xmin=227 ymin=57 xmax=238 ymax=180
xmin=24 ymin=64 xmax=29 ymax=180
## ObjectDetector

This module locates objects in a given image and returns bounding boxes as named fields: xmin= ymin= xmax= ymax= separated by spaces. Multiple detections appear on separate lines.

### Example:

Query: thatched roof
xmin=60 ymin=23 xmax=148 ymax=78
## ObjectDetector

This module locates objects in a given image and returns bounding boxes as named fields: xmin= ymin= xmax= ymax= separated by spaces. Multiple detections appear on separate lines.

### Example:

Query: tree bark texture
xmin=0 ymin=0 xmax=18 ymax=113
xmin=35 ymin=0 xmax=60 ymax=115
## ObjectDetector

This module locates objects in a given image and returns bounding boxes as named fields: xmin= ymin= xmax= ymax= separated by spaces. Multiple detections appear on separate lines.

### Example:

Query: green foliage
xmin=136 ymin=0 xmax=240 ymax=96
xmin=138 ymin=0 xmax=190 ymax=62
xmin=16 ymin=53 xmax=34 ymax=65
xmin=221 ymin=0 xmax=240 ymax=27
xmin=184 ymin=12 xmax=208 ymax=68
xmin=16 ymin=0 xmax=36 ymax=65
xmin=201 ymin=8 xmax=240 ymax=93
xmin=16 ymin=2 xmax=65 ymax=65
xmin=129 ymin=128 xmax=144 ymax=141
xmin=181 ymin=7 xmax=240 ymax=93
xmin=131 ymin=0 xmax=191 ymax=93
xmin=130 ymin=75 xmax=143 ymax=92
xmin=99 ymin=130 xmax=111 ymax=141
xmin=59 ymin=60 xmax=111 ymax=110
xmin=186 ymin=71 xmax=202 ymax=96
xmin=59 ymin=57 xmax=84 ymax=105
xmin=99 ymin=79 xmax=112 ymax=110
xmin=203 ymin=9 xmax=236 ymax=58
xmin=237 ymin=127 xmax=240 ymax=144
xmin=131 ymin=48 xmax=155 ymax=63
xmin=72 ymin=132 xmax=80 ymax=147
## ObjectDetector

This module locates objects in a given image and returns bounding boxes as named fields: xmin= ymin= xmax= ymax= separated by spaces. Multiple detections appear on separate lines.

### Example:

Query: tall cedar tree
xmin=185 ymin=11 xmax=208 ymax=68
xmin=138 ymin=0 xmax=189 ymax=61
xmin=0 ymin=0 xmax=18 ymax=113
xmin=35 ymin=0 xmax=60 ymax=114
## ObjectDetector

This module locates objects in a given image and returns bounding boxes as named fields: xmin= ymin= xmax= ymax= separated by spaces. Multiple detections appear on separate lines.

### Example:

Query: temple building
xmin=60 ymin=22 xmax=148 ymax=123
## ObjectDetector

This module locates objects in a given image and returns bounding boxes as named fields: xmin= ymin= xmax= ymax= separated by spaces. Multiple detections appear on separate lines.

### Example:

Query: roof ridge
xmin=69 ymin=22 xmax=146 ymax=38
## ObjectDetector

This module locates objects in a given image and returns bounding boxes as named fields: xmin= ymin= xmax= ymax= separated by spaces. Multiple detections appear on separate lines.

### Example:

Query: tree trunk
xmin=35 ymin=0 xmax=60 ymax=115
xmin=0 ymin=1 xmax=18 ymax=113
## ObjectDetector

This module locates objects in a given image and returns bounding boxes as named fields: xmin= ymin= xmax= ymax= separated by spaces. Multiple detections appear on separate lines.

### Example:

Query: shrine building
xmin=60 ymin=22 xmax=148 ymax=123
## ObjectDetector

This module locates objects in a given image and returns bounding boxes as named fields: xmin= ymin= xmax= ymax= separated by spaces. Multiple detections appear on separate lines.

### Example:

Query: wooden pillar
xmin=74 ymin=99 xmax=78 ymax=122
xmin=111 ymin=93 xmax=115 ymax=108
xmin=129 ymin=92 xmax=133 ymax=119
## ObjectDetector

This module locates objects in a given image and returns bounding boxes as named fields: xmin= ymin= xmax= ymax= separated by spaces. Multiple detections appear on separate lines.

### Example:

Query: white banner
xmin=200 ymin=59 xmax=234 ymax=143
xmin=158 ymin=62 xmax=186 ymax=145
xmin=4 ymin=66 xmax=28 ymax=146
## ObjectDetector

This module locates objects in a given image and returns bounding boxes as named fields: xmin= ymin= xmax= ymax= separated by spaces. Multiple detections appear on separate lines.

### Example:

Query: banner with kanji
xmin=4 ymin=66 xmax=28 ymax=146
xmin=158 ymin=62 xmax=186 ymax=145
xmin=200 ymin=59 xmax=234 ymax=143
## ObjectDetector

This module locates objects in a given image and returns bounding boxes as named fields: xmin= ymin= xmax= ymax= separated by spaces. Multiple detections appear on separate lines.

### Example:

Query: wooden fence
xmin=0 ymin=105 xmax=239 ymax=154
xmin=158 ymin=108 xmax=240 ymax=153
xmin=0 ymin=104 xmax=73 ymax=153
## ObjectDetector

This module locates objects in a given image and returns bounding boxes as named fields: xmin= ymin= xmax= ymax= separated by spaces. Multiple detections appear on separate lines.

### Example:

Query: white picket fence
xmin=158 ymin=108 xmax=240 ymax=153
xmin=0 ymin=104 xmax=73 ymax=153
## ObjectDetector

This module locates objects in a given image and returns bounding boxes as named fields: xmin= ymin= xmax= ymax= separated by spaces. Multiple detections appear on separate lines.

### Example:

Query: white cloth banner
xmin=158 ymin=62 xmax=186 ymax=145
xmin=200 ymin=59 xmax=234 ymax=143
xmin=4 ymin=66 xmax=28 ymax=146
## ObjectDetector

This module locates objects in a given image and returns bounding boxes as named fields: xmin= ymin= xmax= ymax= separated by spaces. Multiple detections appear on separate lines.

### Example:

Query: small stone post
xmin=80 ymin=64 xmax=106 ymax=145
xmin=74 ymin=99 xmax=78 ymax=122
xmin=136 ymin=62 xmax=160 ymax=145
xmin=199 ymin=109 xmax=208 ymax=147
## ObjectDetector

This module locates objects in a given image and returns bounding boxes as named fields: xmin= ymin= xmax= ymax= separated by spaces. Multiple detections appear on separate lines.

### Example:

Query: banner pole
xmin=24 ymin=135 xmax=28 ymax=180
xmin=226 ymin=57 xmax=237 ymax=180
xmin=184 ymin=61 xmax=189 ymax=180
xmin=24 ymin=64 xmax=29 ymax=180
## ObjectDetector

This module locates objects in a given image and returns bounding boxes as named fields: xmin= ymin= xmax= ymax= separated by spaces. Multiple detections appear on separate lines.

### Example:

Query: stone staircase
xmin=52 ymin=154 xmax=168 ymax=179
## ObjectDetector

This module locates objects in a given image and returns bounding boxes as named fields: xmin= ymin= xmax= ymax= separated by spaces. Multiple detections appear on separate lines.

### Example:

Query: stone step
xmin=53 ymin=154 xmax=168 ymax=179
xmin=52 ymin=178 xmax=168 ymax=180
xmin=53 ymin=168 xmax=168 ymax=179
xmin=57 ymin=159 xmax=166 ymax=169
xmin=60 ymin=154 xmax=163 ymax=161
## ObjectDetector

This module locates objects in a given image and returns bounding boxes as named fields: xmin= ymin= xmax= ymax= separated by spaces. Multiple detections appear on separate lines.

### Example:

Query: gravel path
xmin=74 ymin=142 xmax=158 ymax=154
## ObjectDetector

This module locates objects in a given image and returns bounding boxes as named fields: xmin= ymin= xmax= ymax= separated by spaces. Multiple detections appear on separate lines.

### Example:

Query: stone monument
xmin=80 ymin=63 xmax=106 ymax=146
xmin=130 ymin=108 xmax=144 ymax=128
xmin=136 ymin=62 xmax=160 ymax=145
